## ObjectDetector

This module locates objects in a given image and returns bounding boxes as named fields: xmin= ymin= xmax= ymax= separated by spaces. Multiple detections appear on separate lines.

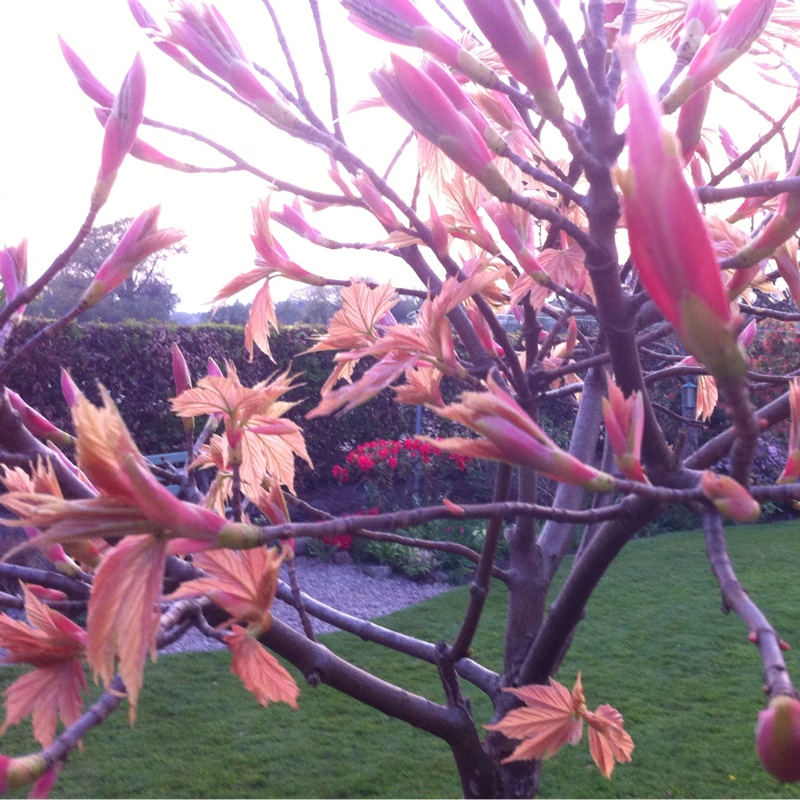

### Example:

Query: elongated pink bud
xmin=171 ymin=343 xmax=192 ymax=395
xmin=700 ymin=471 xmax=760 ymax=521
xmin=80 ymin=207 xmax=185 ymax=309
xmin=422 ymin=60 xmax=500 ymax=151
xmin=602 ymin=375 xmax=647 ymax=483
xmin=616 ymin=41 xmax=745 ymax=380
xmin=92 ymin=53 xmax=146 ymax=209
xmin=342 ymin=0 xmax=497 ymax=88
xmin=463 ymin=0 xmax=563 ymax=120
xmin=676 ymin=83 xmax=712 ymax=163
xmin=93 ymin=107 xmax=196 ymax=171
xmin=756 ymin=695 xmax=800 ymax=782
xmin=6 ymin=390 xmax=74 ymax=447
xmin=59 ymin=37 xmax=115 ymax=107
xmin=662 ymin=0 xmax=777 ymax=113
xmin=372 ymin=55 xmax=512 ymax=200
xmin=60 ymin=369 xmax=81 ymax=409
xmin=675 ymin=0 xmax=721 ymax=61
xmin=163 ymin=3 xmax=301 ymax=130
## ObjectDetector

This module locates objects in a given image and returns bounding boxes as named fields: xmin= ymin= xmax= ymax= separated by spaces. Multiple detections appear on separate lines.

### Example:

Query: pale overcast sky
xmin=0 ymin=1 xmax=427 ymax=312
xmin=0 ymin=2 xmax=792 ymax=312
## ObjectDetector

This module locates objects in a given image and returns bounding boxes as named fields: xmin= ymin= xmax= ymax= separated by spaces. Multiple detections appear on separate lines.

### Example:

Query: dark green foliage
xmin=4 ymin=319 xmax=417 ymax=496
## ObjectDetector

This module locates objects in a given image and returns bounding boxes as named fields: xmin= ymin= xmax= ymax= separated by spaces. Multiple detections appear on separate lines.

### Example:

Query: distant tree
xmin=28 ymin=217 xmax=183 ymax=322
xmin=275 ymin=285 xmax=341 ymax=325
xmin=203 ymin=300 xmax=252 ymax=325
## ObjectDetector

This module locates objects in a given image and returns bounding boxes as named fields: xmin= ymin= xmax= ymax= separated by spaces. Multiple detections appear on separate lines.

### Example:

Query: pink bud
xmin=25 ymin=585 xmax=68 ymax=603
xmin=617 ymin=40 xmax=745 ymax=380
xmin=732 ymin=147 xmax=800 ymax=267
xmin=163 ymin=3 xmax=300 ymax=129
xmin=207 ymin=357 xmax=223 ymax=378
xmin=342 ymin=0 xmax=495 ymax=87
xmin=675 ymin=0 xmax=721 ymax=61
xmin=422 ymin=60 xmax=495 ymax=148
xmin=463 ymin=0 xmax=563 ymax=120
xmin=80 ymin=207 xmax=185 ymax=309
xmin=92 ymin=53 xmax=147 ymax=209
xmin=29 ymin=764 xmax=60 ymax=799
xmin=93 ymin=107 xmax=195 ymax=172
xmin=352 ymin=171 xmax=401 ymax=229
xmin=663 ymin=0 xmax=777 ymax=113
xmin=59 ymin=37 xmax=115 ymax=107
xmin=271 ymin=199 xmax=330 ymax=247
xmin=602 ymin=375 xmax=647 ymax=483
xmin=372 ymin=55 xmax=512 ymax=200
xmin=756 ymin=695 xmax=800 ymax=783
xmin=6 ymin=390 xmax=74 ymax=446
xmin=700 ymin=471 xmax=760 ymax=521
xmin=171 ymin=343 xmax=192 ymax=395
xmin=676 ymin=83 xmax=712 ymax=163
xmin=60 ymin=369 xmax=81 ymax=409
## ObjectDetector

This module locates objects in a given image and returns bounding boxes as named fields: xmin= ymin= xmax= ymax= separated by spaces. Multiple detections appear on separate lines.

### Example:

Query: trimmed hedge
xmin=6 ymin=319 xmax=418 ymax=495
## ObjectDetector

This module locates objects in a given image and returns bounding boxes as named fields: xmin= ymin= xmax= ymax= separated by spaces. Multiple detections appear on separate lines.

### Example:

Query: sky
xmin=0 ymin=1 xmax=429 ymax=312
xmin=1 ymin=2 xmax=794 ymax=313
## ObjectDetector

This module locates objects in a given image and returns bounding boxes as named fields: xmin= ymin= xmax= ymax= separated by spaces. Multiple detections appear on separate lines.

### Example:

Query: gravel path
xmin=160 ymin=556 xmax=455 ymax=654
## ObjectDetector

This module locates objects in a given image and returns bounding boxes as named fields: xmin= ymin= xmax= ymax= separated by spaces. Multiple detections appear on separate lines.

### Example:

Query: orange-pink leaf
xmin=586 ymin=704 xmax=635 ymax=778
xmin=1 ymin=661 xmax=87 ymax=748
xmin=170 ymin=546 xmax=284 ymax=628
xmin=86 ymin=534 xmax=168 ymax=721
xmin=486 ymin=678 xmax=583 ymax=762
xmin=226 ymin=626 xmax=299 ymax=709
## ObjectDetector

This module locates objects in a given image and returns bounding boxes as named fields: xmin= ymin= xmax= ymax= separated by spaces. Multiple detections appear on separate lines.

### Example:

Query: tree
xmin=274 ymin=285 xmax=342 ymax=325
xmin=202 ymin=299 xmax=253 ymax=325
xmin=1 ymin=0 xmax=800 ymax=796
xmin=27 ymin=217 xmax=183 ymax=323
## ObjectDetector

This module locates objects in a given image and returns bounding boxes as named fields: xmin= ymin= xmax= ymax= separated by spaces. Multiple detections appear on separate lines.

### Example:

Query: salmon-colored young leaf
xmin=226 ymin=625 xmax=299 ymax=709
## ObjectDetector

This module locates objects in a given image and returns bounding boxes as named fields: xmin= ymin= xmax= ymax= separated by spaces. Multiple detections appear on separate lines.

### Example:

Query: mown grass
xmin=2 ymin=521 xmax=800 ymax=798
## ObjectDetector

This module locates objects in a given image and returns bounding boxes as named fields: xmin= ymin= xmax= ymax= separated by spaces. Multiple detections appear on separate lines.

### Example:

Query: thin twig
xmin=703 ymin=512 xmax=795 ymax=698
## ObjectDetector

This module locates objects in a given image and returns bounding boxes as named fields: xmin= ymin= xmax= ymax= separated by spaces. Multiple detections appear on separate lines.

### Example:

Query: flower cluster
xmin=321 ymin=534 xmax=353 ymax=551
xmin=333 ymin=437 xmax=471 ymax=480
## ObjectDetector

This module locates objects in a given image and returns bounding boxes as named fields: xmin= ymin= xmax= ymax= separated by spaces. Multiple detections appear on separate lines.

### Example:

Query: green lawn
xmin=2 ymin=521 xmax=800 ymax=798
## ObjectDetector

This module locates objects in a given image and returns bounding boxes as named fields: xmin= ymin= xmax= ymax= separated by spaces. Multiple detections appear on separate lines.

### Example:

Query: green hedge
xmin=5 ymin=319 xmax=418 ymax=495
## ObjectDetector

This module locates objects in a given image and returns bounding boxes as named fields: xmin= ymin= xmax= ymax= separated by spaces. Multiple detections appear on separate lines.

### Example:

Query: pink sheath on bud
xmin=463 ymin=0 xmax=563 ymax=119
xmin=81 ymin=206 xmax=184 ymax=308
xmin=171 ymin=343 xmax=192 ymax=395
xmin=700 ymin=471 xmax=760 ymax=521
xmin=59 ymin=36 xmax=115 ymax=107
xmin=60 ymin=370 xmax=81 ymax=409
xmin=6 ymin=391 xmax=73 ymax=446
xmin=92 ymin=53 xmax=146 ymax=209
xmin=663 ymin=0 xmax=777 ymax=113
xmin=207 ymin=357 xmax=223 ymax=378
xmin=372 ymin=54 xmax=512 ymax=200
xmin=617 ymin=40 xmax=745 ymax=380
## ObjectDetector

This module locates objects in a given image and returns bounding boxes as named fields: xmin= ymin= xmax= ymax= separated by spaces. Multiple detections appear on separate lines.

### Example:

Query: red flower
xmin=357 ymin=454 xmax=375 ymax=471
xmin=388 ymin=456 xmax=399 ymax=469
